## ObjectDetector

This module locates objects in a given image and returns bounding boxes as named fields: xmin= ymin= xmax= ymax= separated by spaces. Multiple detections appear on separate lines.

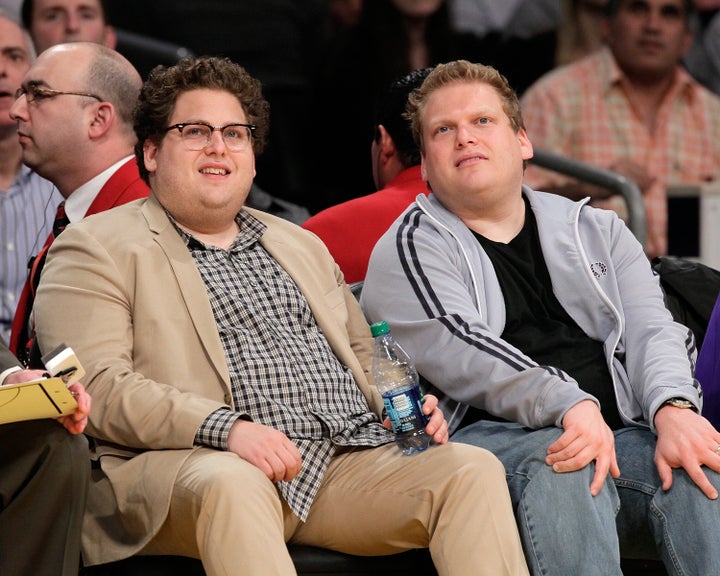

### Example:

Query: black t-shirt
xmin=462 ymin=199 xmax=623 ymax=430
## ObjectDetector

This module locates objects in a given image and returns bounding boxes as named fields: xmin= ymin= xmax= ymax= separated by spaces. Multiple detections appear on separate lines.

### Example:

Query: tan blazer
xmin=34 ymin=195 xmax=383 ymax=565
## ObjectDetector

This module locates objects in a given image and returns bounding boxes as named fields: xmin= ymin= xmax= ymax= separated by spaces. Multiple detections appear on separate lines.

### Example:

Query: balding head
xmin=38 ymin=42 xmax=141 ymax=133
xmin=10 ymin=42 xmax=142 ymax=195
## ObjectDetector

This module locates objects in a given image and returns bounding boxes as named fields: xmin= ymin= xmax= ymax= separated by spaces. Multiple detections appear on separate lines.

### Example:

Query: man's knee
xmin=178 ymin=451 xmax=283 ymax=518
xmin=22 ymin=424 xmax=90 ymax=490
xmin=427 ymin=442 xmax=507 ymax=492
xmin=444 ymin=441 xmax=505 ymax=472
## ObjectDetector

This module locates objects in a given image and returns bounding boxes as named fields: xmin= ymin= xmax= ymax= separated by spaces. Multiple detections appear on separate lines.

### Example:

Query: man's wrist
xmin=0 ymin=366 xmax=23 ymax=386
xmin=654 ymin=398 xmax=699 ymax=428
xmin=663 ymin=397 xmax=698 ymax=412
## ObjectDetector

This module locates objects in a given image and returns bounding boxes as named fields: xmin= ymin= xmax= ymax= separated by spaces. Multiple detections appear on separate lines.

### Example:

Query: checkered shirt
xmin=522 ymin=47 xmax=720 ymax=258
xmin=176 ymin=210 xmax=394 ymax=520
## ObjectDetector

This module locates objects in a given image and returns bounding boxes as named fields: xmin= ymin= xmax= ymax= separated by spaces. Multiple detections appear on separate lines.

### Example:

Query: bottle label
xmin=382 ymin=385 xmax=428 ymax=434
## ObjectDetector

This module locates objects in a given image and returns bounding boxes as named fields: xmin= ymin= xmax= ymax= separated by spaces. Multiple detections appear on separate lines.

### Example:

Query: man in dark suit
xmin=0 ymin=338 xmax=91 ymax=576
xmin=8 ymin=41 xmax=149 ymax=365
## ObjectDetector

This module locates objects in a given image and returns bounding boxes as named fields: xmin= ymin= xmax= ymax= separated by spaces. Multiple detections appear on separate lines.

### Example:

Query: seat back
xmin=530 ymin=148 xmax=646 ymax=249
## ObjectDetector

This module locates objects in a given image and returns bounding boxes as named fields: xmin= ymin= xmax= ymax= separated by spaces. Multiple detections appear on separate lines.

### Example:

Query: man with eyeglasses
xmin=8 ymin=41 xmax=149 ymax=367
xmin=0 ymin=10 xmax=61 ymax=344
xmin=31 ymin=55 xmax=529 ymax=575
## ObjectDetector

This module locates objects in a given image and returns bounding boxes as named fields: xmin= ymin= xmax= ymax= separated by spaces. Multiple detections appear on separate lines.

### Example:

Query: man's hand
xmin=58 ymin=382 xmax=91 ymax=434
xmin=654 ymin=405 xmax=720 ymax=499
xmin=381 ymin=393 xmax=449 ymax=445
xmin=227 ymin=419 xmax=302 ymax=483
xmin=422 ymin=393 xmax=449 ymax=445
xmin=3 ymin=370 xmax=91 ymax=435
xmin=546 ymin=399 xmax=620 ymax=496
xmin=3 ymin=368 xmax=46 ymax=385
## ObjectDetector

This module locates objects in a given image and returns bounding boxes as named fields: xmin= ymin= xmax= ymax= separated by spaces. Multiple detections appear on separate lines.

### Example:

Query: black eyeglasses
xmin=15 ymin=84 xmax=103 ymax=104
xmin=164 ymin=122 xmax=256 ymax=152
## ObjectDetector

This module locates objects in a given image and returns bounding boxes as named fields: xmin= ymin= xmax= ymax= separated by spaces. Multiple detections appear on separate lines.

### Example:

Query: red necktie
xmin=51 ymin=201 xmax=69 ymax=239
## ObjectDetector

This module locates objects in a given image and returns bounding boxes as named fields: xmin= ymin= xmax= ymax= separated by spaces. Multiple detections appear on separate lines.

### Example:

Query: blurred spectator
xmin=303 ymin=68 xmax=432 ymax=283
xmin=0 ymin=10 xmax=60 ymax=343
xmin=555 ymin=0 xmax=608 ymax=65
xmin=312 ymin=0 xmax=497 ymax=213
xmin=21 ymin=0 xmax=190 ymax=81
xmin=106 ymin=0 xmax=328 ymax=212
xmin=448 ymin=0 xmax=560 ymax=36
xmin=20 ymin=0 xmax=116 ymax=53
xmin=0 ymin=0 xmax=21 ymax=19
xmin=684 ymin=0 xmax=720 ymax=94
xmin=447 ymin=0 xmax=562 ymax=92
xmin=521 ymin=0 xmax=720 ymax=259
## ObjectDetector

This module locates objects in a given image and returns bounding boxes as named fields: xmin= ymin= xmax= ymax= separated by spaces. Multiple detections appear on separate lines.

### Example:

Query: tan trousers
xmin=140 ymin=442 xmax=529 ymax=576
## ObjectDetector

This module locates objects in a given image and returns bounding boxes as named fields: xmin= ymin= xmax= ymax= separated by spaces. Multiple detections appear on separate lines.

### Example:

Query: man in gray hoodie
xmin=362 ymin=59 xmax=720 ymax=576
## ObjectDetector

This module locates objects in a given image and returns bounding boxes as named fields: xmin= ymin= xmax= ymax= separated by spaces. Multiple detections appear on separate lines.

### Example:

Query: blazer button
xmin=224 ymin=393 xmax=232 ymax=404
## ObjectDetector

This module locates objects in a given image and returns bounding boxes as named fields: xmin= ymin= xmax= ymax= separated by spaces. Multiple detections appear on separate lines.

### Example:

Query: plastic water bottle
xmin=370 ymin=321 xmax=431 ymax=455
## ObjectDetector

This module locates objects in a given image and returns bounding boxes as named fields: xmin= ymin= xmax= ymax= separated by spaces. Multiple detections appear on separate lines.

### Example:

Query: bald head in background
xmin=11 ymin=41 xmax=141 ymax=196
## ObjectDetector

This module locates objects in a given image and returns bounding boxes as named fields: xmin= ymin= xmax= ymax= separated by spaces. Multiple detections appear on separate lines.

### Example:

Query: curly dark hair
xmin=133 ymin=56 xmax=270 ymax=184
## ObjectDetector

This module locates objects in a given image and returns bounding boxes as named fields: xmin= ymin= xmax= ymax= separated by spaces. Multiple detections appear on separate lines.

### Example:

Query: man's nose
xmin=204 ymin=128 xmax=227 ymax=153
xmin=9 ymin=94 xmax=27 ymax=121
xmin=455 ymin=124 xmax=476 ymax=146
xmin=65 ymin=13 xmax=81 ymax=32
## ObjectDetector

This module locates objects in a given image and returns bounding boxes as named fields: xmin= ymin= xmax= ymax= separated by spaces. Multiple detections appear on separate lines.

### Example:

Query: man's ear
xmin=517 ymin=128 xmax=534 ymax=161
xmin=377 ymin=124 xmax=397 ymax=163
xmin=87 ymin=102 xmax=116 ymax=140
xmin=103 ymin=25 xmax=118 ymax=50
xmin=143 ymin=139 xmax=158 ymax=175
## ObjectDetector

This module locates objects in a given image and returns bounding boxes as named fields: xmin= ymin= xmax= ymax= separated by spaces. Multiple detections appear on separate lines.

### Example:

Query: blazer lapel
xmin=142 ymin=196 xmax=232 ymax=389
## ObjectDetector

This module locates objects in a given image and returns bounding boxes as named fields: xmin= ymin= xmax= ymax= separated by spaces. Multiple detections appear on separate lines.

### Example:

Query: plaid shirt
xmin=522 ymin=47 xmax=720 ymax=258
xmin=175 ymin=211 xmax=393 ymax=520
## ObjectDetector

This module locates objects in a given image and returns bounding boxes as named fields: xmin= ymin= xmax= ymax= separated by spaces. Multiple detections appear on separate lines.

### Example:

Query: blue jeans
xmin=452 ymin=421 xmax=720 ymax=576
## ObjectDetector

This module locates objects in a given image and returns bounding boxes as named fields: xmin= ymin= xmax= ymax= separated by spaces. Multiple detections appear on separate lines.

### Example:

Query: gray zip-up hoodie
xmin=361 ymin=186 xmax=700 ymax=435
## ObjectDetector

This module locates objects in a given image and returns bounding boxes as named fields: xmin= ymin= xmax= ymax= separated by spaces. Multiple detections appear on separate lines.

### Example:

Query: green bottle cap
xmin=370 ymin=321 xmax=390 ymax=337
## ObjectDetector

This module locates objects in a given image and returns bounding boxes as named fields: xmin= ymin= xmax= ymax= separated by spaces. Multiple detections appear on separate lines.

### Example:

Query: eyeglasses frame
xmin=164 ymin=122 xmax=257 ymax=151
xmin=15 ymin=84 xmax=104 ymax=104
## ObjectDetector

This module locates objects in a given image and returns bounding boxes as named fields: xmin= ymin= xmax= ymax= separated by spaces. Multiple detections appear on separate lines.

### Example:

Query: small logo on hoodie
xmin=590 ymin=261 xmax=608 ymax=278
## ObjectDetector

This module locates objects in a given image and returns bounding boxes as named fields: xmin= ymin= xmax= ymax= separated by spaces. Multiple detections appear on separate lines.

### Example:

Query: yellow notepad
xmin=0 ymin=377 xmax=78 ymax=425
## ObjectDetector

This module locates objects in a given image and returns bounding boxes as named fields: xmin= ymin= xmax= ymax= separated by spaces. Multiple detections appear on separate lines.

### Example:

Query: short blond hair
xmin=406 ymin=60 xmax=525 ymax=154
